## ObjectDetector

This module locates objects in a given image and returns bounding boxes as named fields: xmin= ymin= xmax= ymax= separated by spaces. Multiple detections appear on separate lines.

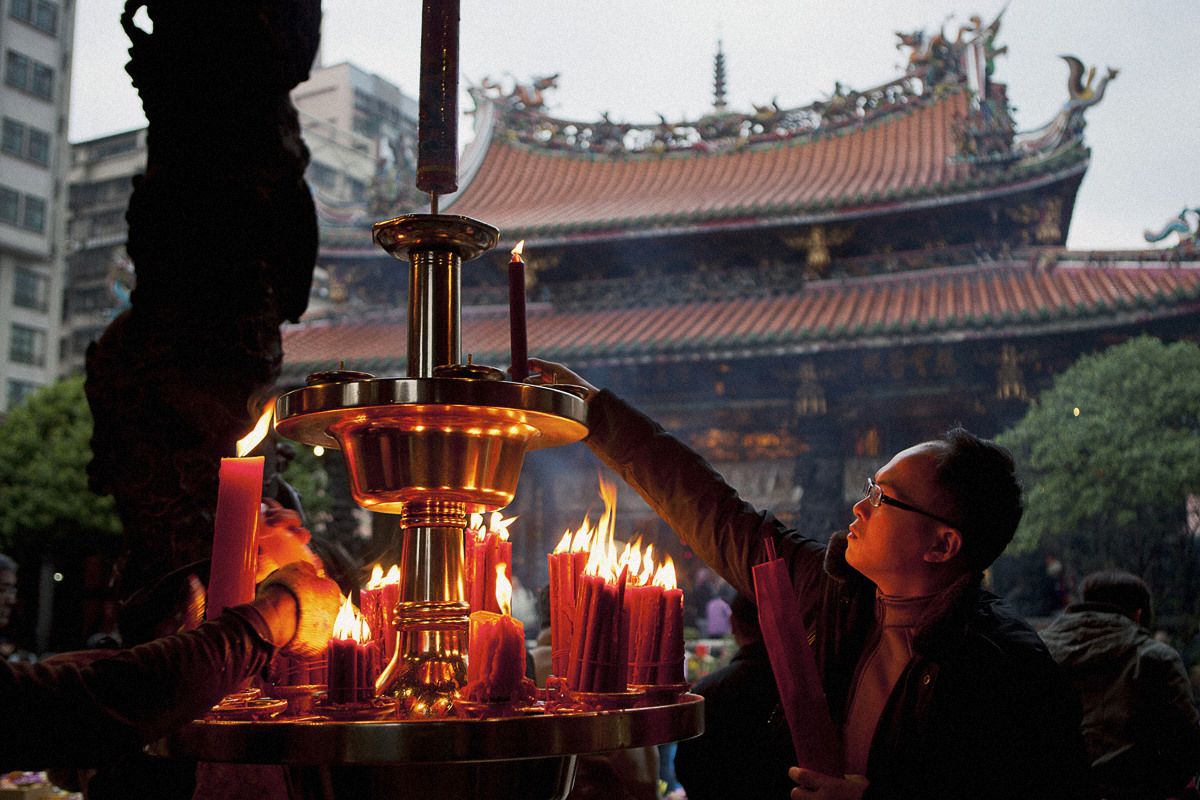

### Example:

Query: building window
xmin=0 ymin=184 xmax=46 ymax=232
xmin=22 ymin=194 xmax=44 ymax=231
xmin=1 ymin=118 xmax=51 ymax=166
xmin=32 ymin=0 xmax=56 ymax=34
xmin=26 ymin=127 xmax=48 ymax=164
xmin=9 ymin=324 xmax=46 ymax=366
xmin=6 ymin=379 xmax=39 ymax=409
xmin=12 ymin=266 xmax=47 ymax=311
xmin=31 ymin=62 xmax=52 ymax=99
xmin=9 ymin=0 xmax=57 ymax=35
xmin=4 ymin=50 xmax=53 ymax=100
xmin=1 ymin=118 xmax=22 ymax=156
xmin=5 ymin=51 xmax=29 ymax=90
xmin=307 ymin=161 xmax=337 ymax=189
xmin=0 ymin=186 xmax=18 ymax=224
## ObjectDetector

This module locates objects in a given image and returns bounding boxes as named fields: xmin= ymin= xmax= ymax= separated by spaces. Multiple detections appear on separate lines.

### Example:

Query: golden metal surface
xmin=275 ymin=379 xmax=588 ymax=513
xmin=159 ymin=694 xmax=703 ymax=765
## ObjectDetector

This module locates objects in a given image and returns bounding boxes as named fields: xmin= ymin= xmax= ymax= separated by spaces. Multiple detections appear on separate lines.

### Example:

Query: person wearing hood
xmin=527 ymin=358 xmax=1094 ymax=800
xmin=1040 ymin=569 xmax=1200 ymax=800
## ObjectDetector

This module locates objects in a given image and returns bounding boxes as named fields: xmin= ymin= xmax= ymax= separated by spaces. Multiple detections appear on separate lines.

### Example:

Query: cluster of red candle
xmin=326 ymin=596 xmax=381 ymax=704
xmin=547 ymin=479 xmax=686 ymax=693
xmin=360 ymin=563 xmax=401 ymax=672
xmin=627 ymin=553 xmax=685 ymax=686
xmin=465 ymin=513 xmax=513 ymax=615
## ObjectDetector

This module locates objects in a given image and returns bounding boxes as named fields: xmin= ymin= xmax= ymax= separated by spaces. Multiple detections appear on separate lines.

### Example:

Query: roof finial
xmin=713 ymin=39 xmax=728 ymax=113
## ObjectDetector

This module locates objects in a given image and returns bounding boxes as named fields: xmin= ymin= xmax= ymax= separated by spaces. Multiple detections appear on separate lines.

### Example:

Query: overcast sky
xmin=69 ymin=0 xmax=1198 ymax=251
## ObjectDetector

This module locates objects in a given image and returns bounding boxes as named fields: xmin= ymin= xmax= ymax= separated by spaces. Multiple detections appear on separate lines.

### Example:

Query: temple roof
xmin=280 ymin=255 xmax=1200 ymax=381
xmin=438 ymin=88 xmax=1086 ymax=245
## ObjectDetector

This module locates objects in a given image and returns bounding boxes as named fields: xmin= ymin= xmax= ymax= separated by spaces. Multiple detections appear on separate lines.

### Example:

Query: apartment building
xmin=0 ymin=0 xmax=73 ymax=411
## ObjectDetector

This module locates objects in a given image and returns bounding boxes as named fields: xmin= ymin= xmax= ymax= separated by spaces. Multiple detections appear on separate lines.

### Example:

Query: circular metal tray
xmin=159 ymin=694 xmax=704 ymax=766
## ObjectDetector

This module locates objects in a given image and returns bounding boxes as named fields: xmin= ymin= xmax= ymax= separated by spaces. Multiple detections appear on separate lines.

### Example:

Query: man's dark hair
xmin=1079 ymin=569 xmax=1152 ymax=624
xmin=930 ymin=427 xmax=1024 ymax=571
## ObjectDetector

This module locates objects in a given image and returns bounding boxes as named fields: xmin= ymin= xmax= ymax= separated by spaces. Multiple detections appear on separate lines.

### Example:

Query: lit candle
xmin=656 ymin=560 xmax=685 ymax=685
xmin=508 ymin=240 xmax=529 ymax=382
xmin=466 ymin=569 xmax=526 ymax=701
xmin=206 ymin=407 xmax=270 ymax=620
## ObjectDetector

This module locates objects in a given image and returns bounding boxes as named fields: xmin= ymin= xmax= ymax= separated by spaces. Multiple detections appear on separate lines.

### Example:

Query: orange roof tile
xmin=430 ymin=89 xmax=1084 ymax=245
xmin=281 ymin=258 xmax=1200 ymax=381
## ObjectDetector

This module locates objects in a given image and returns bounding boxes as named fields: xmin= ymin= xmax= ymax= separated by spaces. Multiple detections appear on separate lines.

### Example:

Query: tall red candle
xmin=508 ymin=241 xmax=529 ymax=382
xmin=657 ymin=586 xmax=685 ymax=685
xmin=207 ymin=408 xmax=272 ymax=620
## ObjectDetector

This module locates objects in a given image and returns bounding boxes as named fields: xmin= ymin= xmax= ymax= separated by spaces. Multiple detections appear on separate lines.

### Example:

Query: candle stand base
xmin=155 ymin=693 xmax=703 ymax=800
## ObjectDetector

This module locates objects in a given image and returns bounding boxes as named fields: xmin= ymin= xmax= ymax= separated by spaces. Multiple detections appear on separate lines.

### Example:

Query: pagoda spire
xmin=713 ymin=39 xmax=728 ymax=113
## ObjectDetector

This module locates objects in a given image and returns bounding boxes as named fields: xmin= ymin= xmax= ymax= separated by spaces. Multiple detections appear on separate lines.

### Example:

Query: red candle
xmin=508 ymin=240 xmax=529 ymax=382
xmin=466 ymin=571 xmax=526 ymax=701
xmin=657 ymin=586 xmax=685 ymax=685
xmin=206 ymin=408 xmax=272 ymax=620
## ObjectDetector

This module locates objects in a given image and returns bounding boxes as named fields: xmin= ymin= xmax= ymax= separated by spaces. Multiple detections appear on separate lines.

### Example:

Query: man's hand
xmin=789 ymin=768 xmax=868 ymax=800
xmin=256 ymin=499 xmax=322 ymax=582
xmin=255 ymin=561 xmax=341 ymax=657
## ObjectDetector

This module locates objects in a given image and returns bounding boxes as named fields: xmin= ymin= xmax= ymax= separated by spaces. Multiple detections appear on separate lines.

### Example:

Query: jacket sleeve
xmin=1139 ymin=643 xmax=1200 ymax=796
xmin=584 ymin=389 xmax=830 ymax=610
xmin=0 ymin=604 xmax=276 ymax=771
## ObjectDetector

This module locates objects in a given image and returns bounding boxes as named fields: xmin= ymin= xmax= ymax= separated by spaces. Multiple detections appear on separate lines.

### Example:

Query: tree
xmin=996 ymin=335 xmax=1200 ymax=615
xmin=0 ymin=376 xmax=122 ymax=557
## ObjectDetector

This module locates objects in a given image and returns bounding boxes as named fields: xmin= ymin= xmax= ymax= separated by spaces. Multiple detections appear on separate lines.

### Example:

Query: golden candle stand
xmin=154 ymin=693 xmax=704 ymax=800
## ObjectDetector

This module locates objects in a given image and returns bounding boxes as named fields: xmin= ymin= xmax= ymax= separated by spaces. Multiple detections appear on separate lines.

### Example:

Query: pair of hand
xmin=790 ymin=768 xmax=868 ymax=799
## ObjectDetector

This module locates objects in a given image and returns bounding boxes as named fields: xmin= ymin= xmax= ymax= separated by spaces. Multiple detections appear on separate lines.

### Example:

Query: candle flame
xmin=496 ymin=566 xmax=512 ymax=616
xmin=366 ymin=564 xmax=384 ymax=589
xmin=653 ymin=556 xmax=678 ymax=590
xmin=584 ymin=476 xmax=620 ymax=582
xmin=384 ymin=564 xmax=400 ymax=584
xmin=469 ymin=512 xmax=516 ymax=542
xmin=332 ymin=595 xmax=361 ymax=640
xmin=511 ymin=240 xmax=525 ymax=258
xmin=236 ymin=405 xmax=274 ymax=457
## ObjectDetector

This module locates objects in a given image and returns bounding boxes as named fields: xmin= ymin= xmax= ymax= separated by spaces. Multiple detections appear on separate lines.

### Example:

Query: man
xmin=529 ymin=358 xmax=1094 ymax=800
xmin=1040 ymin=570 xmax=1200 ymax=800
xmin=0 ymin=561 xmax=340 ymax=770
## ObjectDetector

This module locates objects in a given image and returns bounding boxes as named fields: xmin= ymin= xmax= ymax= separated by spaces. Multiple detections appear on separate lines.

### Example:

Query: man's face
xmin=0 ymin=569 xmax=17 ymax=629
xmin=846 ymin=443 xmax=953 ymax=594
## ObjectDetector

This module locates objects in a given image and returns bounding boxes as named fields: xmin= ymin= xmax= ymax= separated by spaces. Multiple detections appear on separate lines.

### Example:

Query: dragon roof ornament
xmin=468 ymin=12 xmax=1011 ymax=158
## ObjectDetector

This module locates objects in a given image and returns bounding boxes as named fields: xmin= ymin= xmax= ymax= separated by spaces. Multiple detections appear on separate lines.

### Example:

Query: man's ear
xmin=924 ymin=527 xmax=962 ymax=564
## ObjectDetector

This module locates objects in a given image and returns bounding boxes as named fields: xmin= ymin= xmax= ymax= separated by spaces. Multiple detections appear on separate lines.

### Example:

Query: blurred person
xmin=1040 ymin=570 xmax=1200 ymax=800
xmin=529 ymin=358 xmax=1094 ymax=800
xmin=0 ymin=561 xmax=340 ymax=771
xmin=510 ymin=574 xmax=539 ymax=636
xmin=676 ymin=593 xmax=786 ymax=800
xmin=530 ymin=585 xmax=553 ymax=687
xmin=0 ymin=553 xmax=17 ymax=635
xmin=704 ymin=593 xmax=732 ymax=638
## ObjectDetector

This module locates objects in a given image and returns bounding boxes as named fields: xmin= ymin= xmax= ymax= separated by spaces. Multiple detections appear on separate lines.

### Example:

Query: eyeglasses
xmin=863 ymin=477 xmax=959 ymax=529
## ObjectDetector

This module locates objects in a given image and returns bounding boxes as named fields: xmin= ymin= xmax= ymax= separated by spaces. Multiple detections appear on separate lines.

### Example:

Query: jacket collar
xmin=823 ymin=531 xmax=983 ymax=656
